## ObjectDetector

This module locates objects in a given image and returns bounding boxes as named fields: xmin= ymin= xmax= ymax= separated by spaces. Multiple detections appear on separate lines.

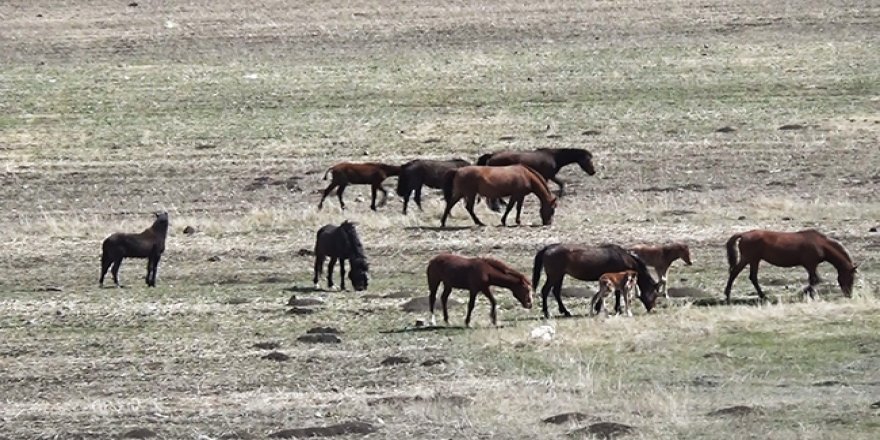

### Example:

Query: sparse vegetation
xmin=1 ymin=0 xmax=879 ymax=438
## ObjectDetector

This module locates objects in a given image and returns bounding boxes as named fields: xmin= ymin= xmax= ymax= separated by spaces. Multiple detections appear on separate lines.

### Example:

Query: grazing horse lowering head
xmin=511 ymin=275 xmax=533 ymax=309
xmin=539 ymin=196 xmax=557 ymax=226
xmin=576 ymin=149 xmax=596 ymax=175
xmin=839 ymin=264 xmax=858 ymax=297
xmin=339 ymin=221 xmax=369 ymax=291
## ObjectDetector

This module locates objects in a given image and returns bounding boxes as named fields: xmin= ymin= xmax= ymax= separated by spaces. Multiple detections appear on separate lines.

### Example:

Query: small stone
xmin=252 ymin=341 xmax=280 ymax=350
xmin=869 ymin=227 xmax=877 ymax=233
xmin=381 ymin=356 xmax=411 ymax=366
xmin=421 ymin=358 xmax=446 ymax=367
xmin=737 ymin=215 xmax=747 ymax=220
xmin=287 ymin=307 xmax=316 ymax=315
xmin=715 ymin=126 xmax=736 ymax=133
xmin=261 ymin=351 xmax=289 ymax=362
xmin=779 ymin=123 xmax=805 ymax=130
xmin=288 ymin=296 xmax=325 ymax=307
xmin=207 ymin=255 xmax=221 ymax=262
xmin=297 ymin=333 xmax=341 ymax=343
xmin=255 ymin=255 xmax=272 ymax=262
xmin=182 ymin=226 xmax=196 ymax=235
xmin=306 ymin=326 xmax=340 ymax=334
xmin=121 ymin=428 xmax=156 ymax=439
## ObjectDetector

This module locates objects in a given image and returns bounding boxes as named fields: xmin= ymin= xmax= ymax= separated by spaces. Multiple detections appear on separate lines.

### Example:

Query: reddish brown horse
xmin=629 ymin=242 xmax=692 ymax=298
xmin=319 ymin=162 xmax=401 ymax=211
xmin=427 ymin=253 xmax=532 ymax=327
xmin=533 ymin=243 xmax=659 ymax=318
xmin=440 ymin=165 xmax=557 ymax=227
xmin=724 ymin=229 xmax=858 ymax=303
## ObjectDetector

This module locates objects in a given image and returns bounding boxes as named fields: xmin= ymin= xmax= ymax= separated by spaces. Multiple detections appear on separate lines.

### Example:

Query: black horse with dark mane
xmin=313 ymin=221 xmax=369 ymax=291
xmin=100 ymin=211 xmax=169 ymax=287
xmin=396 ymin=158 xmax=470 ymax=214
xmin=477 ymin=148 xmax=596 ymax=210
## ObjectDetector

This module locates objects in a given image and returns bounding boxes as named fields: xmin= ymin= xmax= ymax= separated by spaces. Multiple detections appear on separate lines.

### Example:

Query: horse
xmin=318 ymin=162 xmax=401 ymax=211
xmin=590 ymin=270 xmax=639 ymax=317
xmin=440 ymin=164 xmax=557 ymax=227
xmin=396 ymin=158 xmax=470 ymax=214
xmin=532 ymin=243 xmax=660 ymax=318
xmin=477 ymin=148 xmax=596 ymax=210
xmin=313 ymin=221 xmax=369 ymax=291
xmin=100 ymin=211 xmax=169 ymax=288
xmin=723 ymin=229 xmax=858 ymax=303
xmin=426 ymin=253 xmax=532 ymax=327
xmin=629 ymin=242 xmax=693 ymax=298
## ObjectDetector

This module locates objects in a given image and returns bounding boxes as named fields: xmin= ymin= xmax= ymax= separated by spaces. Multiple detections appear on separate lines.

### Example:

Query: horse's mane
xmin=809 ymin=230 xmax=854 ymax=263
xmin=519 ymin=164 xmax=552 ymax=193
xmin=340 ymin=221 xmax=369 ymax=268
xmin=600 ymin=244 xmax=656 ymax=291
xmin=481 ymin=257 xmax=528 ymax=284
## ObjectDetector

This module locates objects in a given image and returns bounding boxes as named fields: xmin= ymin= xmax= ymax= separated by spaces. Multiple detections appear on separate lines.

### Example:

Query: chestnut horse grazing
xmin=533 ymin=243 xmax=659 ymax=318
xmin=313 ymin=221 xmax=369 ymax=291
xmin=319 ymin=162 xmax=401 ymax=211
xmin=440 ymin=165 xmax=557 ymax=227
xmin=396 ymin=158 xmax=470 ymax=214
xmin=426 ymin=253 xmax=532 ymax=327
xmin=629 ymin=242 xmax=692 ymax=298
xmin=724 ymin=229 xmax=858 ymax=303
xmin=100 ymin=211 xmax=169 ymax=288
xmin=591 ymin=271 xmax=639 ymax=317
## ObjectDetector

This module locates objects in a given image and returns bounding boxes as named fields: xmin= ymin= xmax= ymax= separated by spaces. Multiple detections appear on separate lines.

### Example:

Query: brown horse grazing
xmin=313 ymin=221 xmax=369 ymax=291
xmin=426 ymin=253 xmax=532 ymax=327
xmin=724 ymin=229 xmax=858 ymax=303
xmin=477 ymin=148 xmax=596 ymax=210
xmin=591 ymin=271 xmax=639 ymax=317
xmin=100 ymin=211 xmax=169 ymax=288
xmin=318 ymin=162 xmax=401 ymax=211
xmin=629 ymin=242 xmax=693 ymax=298
xmin=440 ymin=165 xmax=557 ymax=227
xmin=533 ymin=243 xmax=660 ymax=318
xmin=396 ymin=158 xmax=470 ymax=214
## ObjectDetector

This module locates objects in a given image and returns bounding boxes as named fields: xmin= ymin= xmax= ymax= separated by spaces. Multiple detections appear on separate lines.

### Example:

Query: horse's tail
xmin=323 ymin=166 xmax=333 ymax=180
xmin=726 ymin=233 xmax=743 ymax=269
xmin=532 ymin=244 xmax=553 ymax=290
xmin=442 ymin=169 xmax=457 ymax=203
xmin=476 ymin=153 xmax=493 ymax=166
xmin=396 ymin=163 xmax=412 ymax=197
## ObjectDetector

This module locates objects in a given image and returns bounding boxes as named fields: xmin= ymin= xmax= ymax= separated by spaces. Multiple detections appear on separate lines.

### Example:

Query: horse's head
xmin=677 ymin=243 xmax=693 ymax=266
xmin=511 ymin=276 xmax=533 ymax=309
xmin=578 ymin=151 xmax=596 ymax=176
xmin=154 ymin=211 xmax=169 ymax=222
xmin=838 ymin=263 xmax=858 ymax=297
xmin=638 ymin=280 xmax=659 ymax=312
xmin=349 ymin=258 xmax=370 ymax=291
xmin=540 ymin=197 xmax=557 ymax=226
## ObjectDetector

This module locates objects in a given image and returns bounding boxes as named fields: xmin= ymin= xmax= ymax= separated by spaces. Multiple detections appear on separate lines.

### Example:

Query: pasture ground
xmin=1 ymin=0 xmax=879 ymax=438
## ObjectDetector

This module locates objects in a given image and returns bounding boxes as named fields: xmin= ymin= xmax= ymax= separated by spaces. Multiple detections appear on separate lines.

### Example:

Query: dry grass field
xmin=1 ymin=0 xmax=880 ymax=438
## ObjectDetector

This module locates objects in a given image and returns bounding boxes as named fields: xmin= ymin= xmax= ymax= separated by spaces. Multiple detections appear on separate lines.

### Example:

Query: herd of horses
xmin=98 ymin=147 xmax=861 ymax=327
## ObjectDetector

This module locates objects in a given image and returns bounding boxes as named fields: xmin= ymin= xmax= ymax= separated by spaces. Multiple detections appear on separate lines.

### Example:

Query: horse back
xmin=102 ymin=231 xmax=156 ymax=258
xmin=487 ymin=151 xmax=554 ymax=177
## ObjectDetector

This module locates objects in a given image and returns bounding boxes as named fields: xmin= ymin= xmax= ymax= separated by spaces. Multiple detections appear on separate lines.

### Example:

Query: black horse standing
xmin=313 ymin=221 xmax=369 ymax=291
xmin=396 ymin=158 xmax=470 ymax=214
xmin=100 ymin=211 xmax=169 ymax=287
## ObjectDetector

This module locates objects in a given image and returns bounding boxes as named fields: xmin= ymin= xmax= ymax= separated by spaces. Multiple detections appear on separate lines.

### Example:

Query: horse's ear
xmin=853 ymin=263 xmax=859 ymax=272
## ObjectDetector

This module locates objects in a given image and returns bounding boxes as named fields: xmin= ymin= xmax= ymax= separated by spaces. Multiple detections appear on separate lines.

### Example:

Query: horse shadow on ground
xmin=404 ymin=226 xmax=472 ymax=232
xmin=283 ymin=285 xmax=331 ymax=293
xmin=380 ymin=325 xmax=470 ymax=334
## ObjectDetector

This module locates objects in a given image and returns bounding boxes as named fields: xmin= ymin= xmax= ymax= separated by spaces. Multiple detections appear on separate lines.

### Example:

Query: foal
xmin=629 ymin=242 xmax=692 ymax=298
xmin=427 ymin=253 xmax=532 ymax=327
xmin=590 ymin=271 xmax=639 ymax=317
xmin=319 ymin=162 xmax=401 ymax=211
xmin=100 ymin=211 xmax=169 ymax=287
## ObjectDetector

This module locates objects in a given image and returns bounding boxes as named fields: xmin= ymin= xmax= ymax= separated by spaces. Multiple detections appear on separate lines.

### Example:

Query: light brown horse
xmin=427 ymin=253 xmax=532 ymax=327
xmin=591 ymin=270 xmax=639 ymax=317
xmin=724 ymin=229 xmax=858 ymax=303
xmin=533 ymin=243 xmax=660 ymax=318
xmin=440 ymin=165 xmax=557 ymax=227
xmin=318 ymin=162 xmax=401 ymax=211
xmin=629 ymin=242 xmax=692 ymax=298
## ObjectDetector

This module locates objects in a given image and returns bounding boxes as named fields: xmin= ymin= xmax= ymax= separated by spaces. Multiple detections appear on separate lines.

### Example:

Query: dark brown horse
xmin=313 ymin=221 xmax=369 ymax=291
xmin=440 ymin=164 xmax=557 ymax=227
xmin=318 ymin=162 xmax=401 ymax=211
xmin=724 ymin=229 xmax=858 ymax=303
xmin=427 ymin=253 xmax=532 ymax=327
xmin=532 ymin=243 xmax=660 ymax=318
xmin=100 ymin=211 xmax=169 ymax=287
xmin=629 ymin=242 xmax=693 ymax=298
xmin=396 ymin=158 xmax=470 ymax=214
xmin=477 ymin=148 xmax=596 ymax=210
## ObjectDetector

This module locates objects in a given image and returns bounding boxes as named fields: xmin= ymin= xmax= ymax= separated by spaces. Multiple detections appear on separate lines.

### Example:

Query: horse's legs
xmin=464 ymin=289 xmax=479 ymax=328
xmin=318 ymin=181 xmax=338 ymax=210
xmin=339 ymin=258 xmax=346 ymax=291
xmin=550 ymin=176 xmax=565 ymax=196
xmin=440 ymin=195 xmax=461 ymax=227
xmin=370 ymin=185 xmax=379 ymax=211
xmin=441 ymin=285 xmax=453 ymax=325
xmin=401 ymin=189 xmax=411 ymax=215
xmin=514 ymin=197 xmax=524 ymax=225
xmin=428 ymin=277 xmax=441 ymax=326
xmin=110 ymin=258 xmax=123 ymax=287
xmin=99 ymin=253 xmax=113 ymax=287
xmin=336 ymin=184 xmax=347 ymax=210
xmin=326 ymin=257 xmax=337 ymax=289
xmin=146 ymin=255 xmax=160 ymax=287
xmin=414 ymin=184 xmax=424 ymax=211
xmin=723 ymin=260 xmax=748 ymax=304
xmin=378 ymin=184 xmax=389 ymax=207
xmin=589 ymin=288 xmax=606 ymax=316
xmin=552 ymin=280 xmax=572 ymax=317
xmin=500 ymin=195 xmax=518 ymax=226
xmin=803 ymin=265 xmax=820 ymax=301
xmin=464 ymin=194 xmax=484 ymax=226
xmin=748 ymin=262 xmax=766 ymax=301
xmin=313 ymin=254 xmax=325 ymax=289
xmin=657 ymin=264 xmax=670 ymax=298
xmin=484 ymin=287 xmax=498 ymax=326
xmin=540 ymin=281 xmax=554 ymax=319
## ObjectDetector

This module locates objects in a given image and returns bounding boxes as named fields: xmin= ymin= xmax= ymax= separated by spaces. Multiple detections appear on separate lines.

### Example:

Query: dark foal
xmin=313 ymin=221 xmax=369 ymax=291
xmin=723 ymin=229 xmax=858 ymax=303
xmin=532 ymin=243 xmax=660 ymax=318
xmin=427 ymin=253 xmax=532 ymax=327
xmin=396 ymin=158 xmax=470 ymax=214
xmin=319 ymin=162 xmax=401 ymax=211
xmin=100 ymin=211 xmax=169 ymax=287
